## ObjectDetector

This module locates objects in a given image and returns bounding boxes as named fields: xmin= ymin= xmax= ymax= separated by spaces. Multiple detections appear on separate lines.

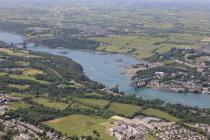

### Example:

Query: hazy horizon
xmin=1 ymin=0 xmax=210 ymax=6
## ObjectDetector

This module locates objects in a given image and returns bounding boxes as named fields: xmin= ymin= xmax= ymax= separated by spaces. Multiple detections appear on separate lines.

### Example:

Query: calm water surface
xmin=1 ymin=31 xmax=210 ymax=108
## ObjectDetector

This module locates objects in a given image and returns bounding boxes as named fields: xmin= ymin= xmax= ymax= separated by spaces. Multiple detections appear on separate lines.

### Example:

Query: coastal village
xmin=1 ymin=1 xmax=210 ymax=139
xmin=0 ymin=119 xmax=62 ymax=140
xmin=0 ymin=95 xmax=62 ymax=140
xmin=0 ymin=94 xmax=209 ymax=140
xmin=108 ymin=116 xmax=209 ymax=140
xmin=0 ymin=94 xmax=19 ymax=115
xmin=128 ymin=38 xmax=210 ymax=94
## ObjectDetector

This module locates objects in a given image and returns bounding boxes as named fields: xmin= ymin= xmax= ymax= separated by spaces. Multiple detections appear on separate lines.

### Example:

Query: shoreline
xmin=2 ymin=30 xmax=210 ymax=108
xmin=8 ymin=32 xmax=208 ymax=96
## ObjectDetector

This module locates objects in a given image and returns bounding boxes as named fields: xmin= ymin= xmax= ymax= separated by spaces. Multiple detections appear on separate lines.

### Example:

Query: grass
xmin=166 ymin=33 xmax=205 ymax=44
xmin=144 ymin=133 xmax=159 ymax=140
xmin=22 ymin=68 xmax=44 ymax=76
xmin=201 ymin=37 xmax=210 ymax=42
xmin=8 ymin=101 xmax=31 ymax=111
xmin=45 ymin=115 xmax=115 ymax=140
xmin=85 ymin=92 xmax=104 ymax=97
xmin=0 ymin=48 xmax=40 ymax=58
xmin=33 ymin=98 xmax=69 ymax=110
xmin=0 ymin=72 xmax=7 ymax=76
xmin=15 ymin=61 xmax=30 ymax=66
xmin=6 ymin=92 xmax=33 ymax=99
xmin=70 ymin=103 xmax=96 ymax=111
xmin=75 ymin=98 xmax=109 ymax=108
xmin=24 ymin=26 xmax=54 ymax=40
xmin=91 ymin=35 xmax=165 ymax=59
xmin=9 ymin=74 xmax=49 ymax=84
xmin=90 ymin=33 xmax=205 ymax=59
xmin=143 ymin=108 xmax=180 ymax=122
xmin=8 ymin=84 xmax=29 ymax=90
xmin=109 ymin=103 xmax=141 ymax=117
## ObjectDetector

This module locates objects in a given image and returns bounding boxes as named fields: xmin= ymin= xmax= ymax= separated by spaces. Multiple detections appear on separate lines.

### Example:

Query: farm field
xmin=90 ymin=33 xmax=206 ymax=59
xmin=0 ymin=48 xmax=40 ymax=58
xmin=45 ymin=115 xmax=115 ymax=140
xmin=9 ymin=74 xmax=49 ymax=84
xmin=143 ymin=108 xmax=180 ymax=122
xmin=15 ymin=61 xmax=30 ymax=66
xmin=70 ymin=103 xmax=96 ymax=111
xmin=24 ymin=27 xmax=54 ymax=40
xmin=91 ymin=35 xmax=166 ymax=59
xmin=109 ymin=102 xmax=141 ymax=117
xmin=8 ymin=101 xmax=31 ymax=111
xmin=33 ymin=98 xmax=69 ymax=110
xmin=144 ymin=133 xmax=159 ymax=140
xmin=21 ymin=68 xmax=44 ymax=76
xmin=8 ymin=84 xmax=30 ymax=90
xmin=74 ymin=98 xmax=109 ymax=108
xmin=0 ymin=72 xmax=7 ymax=76
xmin=6 ymin=92 xmax=34 ymax=99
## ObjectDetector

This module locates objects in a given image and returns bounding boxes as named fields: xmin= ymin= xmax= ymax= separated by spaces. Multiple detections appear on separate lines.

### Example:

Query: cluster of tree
xmin=133 ymin=66 xmax=187 ymax=80
xmin=40 ymin=38 xmax=99 ymax=50
xmin=0 ymin=21 xmax=31 ymax=34
xmin=0 ymin=46 xmax=104 ymax=96
xmin=146 ymin=48 xmax=196 ymax=62
xmin=155 ymin=103 xmax=210 ymax=124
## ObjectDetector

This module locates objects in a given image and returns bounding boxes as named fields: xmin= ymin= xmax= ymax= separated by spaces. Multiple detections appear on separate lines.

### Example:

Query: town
xmin=0 ymin=119 xmax=62 ymax=140
xmin=130 ymin=41 xmax=210 ymax=94
xmin=108 ymin=116 xmax=209 ymax=140
xmin=1 ymin=0 xmax=210 ymax=139
xmin=0 ymin=94 xmax=19 ymax=115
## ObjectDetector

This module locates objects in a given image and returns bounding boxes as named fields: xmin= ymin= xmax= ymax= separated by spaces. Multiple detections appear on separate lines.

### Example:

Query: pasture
xmin=109 ymin=103 xmax=141 ymax=117
xmin=90 ymin=33 xmax=205 ymax=59
xmin=8 ymin=101 xmax=31 ymax=111
xmin=143 ymin=108 xmax=180 ymax=122
xmin=8 ymin=84 xmax=30 ymax=90
xmin=75 ymin=98 xmax=109 ymax=108
xmin=0 ymin=72 xmax=7 ymax=76
xmin=9 ymin=74 xmax=49 ymax=84
xmin=33 ymin=98 xmax=69 ymax=110
xmin=144 ymin=133 xmax=159 ymax=140
xmin=22 ymin=68 xmax=44 ymax=76
xmin=70 ymin=103 xmax=96 ymax=111
xmin=0 ymin=48 xmax=40 ymax=58
xmin=45 ymin=115 xmax=115 ymax=140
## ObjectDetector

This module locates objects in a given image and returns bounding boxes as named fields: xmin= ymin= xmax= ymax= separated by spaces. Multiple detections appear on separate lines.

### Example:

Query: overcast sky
xmin=1 ymin=0 xmax=210 ymax=8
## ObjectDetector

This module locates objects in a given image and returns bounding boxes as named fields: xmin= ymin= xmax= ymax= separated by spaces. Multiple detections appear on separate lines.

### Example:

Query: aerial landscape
xmin=1 ymin=0 xmax=210 ymax=139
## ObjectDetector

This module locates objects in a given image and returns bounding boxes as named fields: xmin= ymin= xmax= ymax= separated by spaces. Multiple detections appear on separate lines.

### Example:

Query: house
xmin=15 ymin=133 xmax=30 ymax=140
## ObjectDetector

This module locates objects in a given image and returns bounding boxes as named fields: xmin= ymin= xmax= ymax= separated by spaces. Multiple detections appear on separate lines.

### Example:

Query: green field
xmin=9 ymin=74 xmax=49 ymax=84
xmin=33 ymin=98 xmax=69 ymax=110
xmin=70 ymin=103 xmax=96 ymax=111
xmin=6 ymin=92 xmax=34 ymax=99
xmin=91 ymin=35 xmax=166 ymax=59
xmin=8 ymin=101 xmax=31 ymax=111
xmin=0 ymin=48 xmax=40 ymax=58
xmin=90 ymin=33 xmax=205 ymax=59
xmin=24 ymin=26 xmax=54 ymax=40
xmin=45 ymin=115 xmax=115 ymax=140
xmin=8 ymin=84 xmax=30 ymax=90
xmin=15 ymin=61 xmax=30 ymax=66
xmin=143 ymin=108 xmax=180 ymax=122
xmin=75 ymin=98 xmax=109 ymax=108
xmin=85 ymin=92 xmax=105 ymax=97
xmin=22 ymin=68 xmax=44 ymax=76
xmin=109 ymin=103 xmax=141 ymax=117
xmin=144 ymin=133 xmax=159 ymax=140
xmin=0 ymin=72 xmax=7 ymax=76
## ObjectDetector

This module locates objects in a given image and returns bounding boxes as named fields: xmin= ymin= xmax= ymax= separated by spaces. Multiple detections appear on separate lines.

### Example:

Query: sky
xmin=1 ymin=0 xmax=210 ymax=8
